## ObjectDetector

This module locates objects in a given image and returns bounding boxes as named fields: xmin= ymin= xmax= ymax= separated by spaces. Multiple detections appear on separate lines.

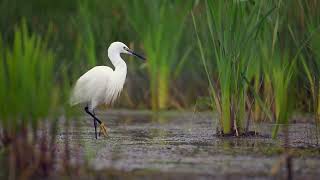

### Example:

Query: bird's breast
xmin=104 ymin=66 xmax=127 ymax=104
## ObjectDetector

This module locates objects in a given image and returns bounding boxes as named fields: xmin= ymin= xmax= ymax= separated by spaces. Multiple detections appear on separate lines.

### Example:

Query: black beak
xmin=126 ymin=48 xmax=146 ymax=61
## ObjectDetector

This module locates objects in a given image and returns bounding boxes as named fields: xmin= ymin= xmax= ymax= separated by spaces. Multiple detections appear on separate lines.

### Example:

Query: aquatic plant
xmin=298 ymin=1 xmax=320 ymax=124
xmin=77 ymin=0 xmax=97 ymax=68
xmin=268 ymin=51 xmax=296 ymax=138
xmin=124 ymin=0 xmax=193 ymax=110
xmin=193 ymin=0 xmax=273 ymax=135
xmin=0 ymin=20 xmax=63 ymax=178
xmin=302 ymin=35 xmax=320 ymax=125
xmin=0 ymin=20 xmax=59 ymax=132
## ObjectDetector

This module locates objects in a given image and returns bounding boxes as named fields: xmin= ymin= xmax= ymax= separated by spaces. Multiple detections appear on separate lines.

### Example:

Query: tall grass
xmin=302 ymin=35 xmax=320 ymax=124
xmin=0 ymin=20 xmax=58 ymax=132
xmin=297 ymin=0 xmax=320 ymax=124
xmin=0 ymin=0 xmax=319 ymax=139
xmin=193 ymin=0 xmax=273 ymax=135
xmin=0 ymin=20 xmax=62 ymax=178
xmin=267 ymin=50 xmax=296 ymax=138
xmin=77 ymin=0 xmax=97 ymax=68
xmin=263 ymin=0 xmax=319 ymax=138
xmin=124 ymin=0 xmax=193 ymax=110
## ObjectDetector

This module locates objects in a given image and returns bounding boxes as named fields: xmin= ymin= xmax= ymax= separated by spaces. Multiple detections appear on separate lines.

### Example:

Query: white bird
xmin=70 ymin=41 xmax=145 ymax=139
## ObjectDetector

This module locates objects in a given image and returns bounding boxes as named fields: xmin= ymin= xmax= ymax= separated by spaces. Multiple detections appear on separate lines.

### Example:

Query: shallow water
xmin=55 ymin=110 xmax=320 ymax=179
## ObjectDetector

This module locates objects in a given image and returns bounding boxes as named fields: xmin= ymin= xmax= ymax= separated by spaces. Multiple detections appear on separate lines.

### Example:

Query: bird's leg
xmin=84 ymin=106 xmax=108 ymax=138
xmin=84 ymin=106 xmax=101 ymax=139
xmin=92 ymin=110 xmax=98 ymax=139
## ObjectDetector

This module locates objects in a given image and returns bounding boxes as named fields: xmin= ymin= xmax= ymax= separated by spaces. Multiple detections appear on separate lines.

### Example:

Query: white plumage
xmin=70 ymin=42 xmax=132 ymax=110
xmin=70 ymin=65 xmax=126 ymax=109
xmin=69 ymin=41 xmax=145 ymax=139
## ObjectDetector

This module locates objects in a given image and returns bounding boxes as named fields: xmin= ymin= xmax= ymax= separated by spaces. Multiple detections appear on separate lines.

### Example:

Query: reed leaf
xmin=0 ymin=20 xmax=59 ymax=132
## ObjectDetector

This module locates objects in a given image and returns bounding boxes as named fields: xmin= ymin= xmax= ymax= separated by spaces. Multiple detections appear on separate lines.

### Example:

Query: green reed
xmin=297 ymin=1 xmax=320 ymax=124
xmin=265 ymin=0 xmax=306 ymax=138
xmin=193 ymin=0 xmax=273 ymax=135
xmin=268 ymin=51 xmax=296 ymax=138
xmin=124 ymin=0 xmax=193 ymax=110
xmin=77 ymin=0 xmax=97 ymax=68
xmin=0 ymin=20 xmax=59 ymax=132
xmin=0 ymin=19 xmax=82 ymax=178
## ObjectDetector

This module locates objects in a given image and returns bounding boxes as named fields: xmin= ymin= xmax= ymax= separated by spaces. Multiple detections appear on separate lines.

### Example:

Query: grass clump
xmin=268 ymin=50 xmax=296 ymax=138
xmin=0 ymin=20 xmax=58 ymax=133
xmin=298 ymin=2 xmax=320 ymax=125
xmin=0 ymin=20 xmax=62 ymax=178
xmin=193 ymin=0 xmax=273 ymax=135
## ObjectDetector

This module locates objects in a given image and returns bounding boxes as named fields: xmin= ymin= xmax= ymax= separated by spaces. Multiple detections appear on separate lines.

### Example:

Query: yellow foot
xmin=99 ymin=123 xmax=108 ymax=137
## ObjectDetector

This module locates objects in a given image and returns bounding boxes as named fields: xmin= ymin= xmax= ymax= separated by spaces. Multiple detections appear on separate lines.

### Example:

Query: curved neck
xmin=108 ymin=51 xmax=126 ymax=70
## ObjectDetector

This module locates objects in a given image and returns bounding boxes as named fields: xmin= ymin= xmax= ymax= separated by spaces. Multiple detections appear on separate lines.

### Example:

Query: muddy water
xmin=56 ymin=110 xmax=320 ymax=179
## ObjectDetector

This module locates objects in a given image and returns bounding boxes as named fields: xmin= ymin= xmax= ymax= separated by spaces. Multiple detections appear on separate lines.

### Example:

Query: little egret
xmin=70 ymin=42 xmax=145 ymax=139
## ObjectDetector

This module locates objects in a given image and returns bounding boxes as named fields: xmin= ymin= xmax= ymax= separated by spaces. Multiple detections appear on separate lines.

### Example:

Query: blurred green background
xmin=0 ymin=0 xmax=208 ymax=112
xmin=1 ymin=0 xmax=320 ymax=128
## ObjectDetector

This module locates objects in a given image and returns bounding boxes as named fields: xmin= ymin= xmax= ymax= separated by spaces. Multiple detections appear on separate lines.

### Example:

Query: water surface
xmin=55 ymin=110 xmax=320 ymax=179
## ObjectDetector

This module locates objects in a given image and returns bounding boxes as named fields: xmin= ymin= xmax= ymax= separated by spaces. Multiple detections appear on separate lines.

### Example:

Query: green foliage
xmin=193 ymin=0 xmax=273 ymax=134
xmin=269 ymin=51 xmax=296 ymax=138
xmin=124 ymin=0 xmax=193 ymax=110
xmin=297 ymin=0 xmax=320 ymax=124
xmin=78 ymin=0 xmax=97 ymax=68
xmin=3 ymin=0 xmax=320 ymax=177
xmin=0 ymin=0 xmax=319 ymax=137
xmin=0 ymin=20 xmax=59 ymax=131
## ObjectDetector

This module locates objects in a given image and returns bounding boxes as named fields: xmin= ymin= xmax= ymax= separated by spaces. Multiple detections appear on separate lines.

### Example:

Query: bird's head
xmin=108 ymin=42 xmax=146 ymax=61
